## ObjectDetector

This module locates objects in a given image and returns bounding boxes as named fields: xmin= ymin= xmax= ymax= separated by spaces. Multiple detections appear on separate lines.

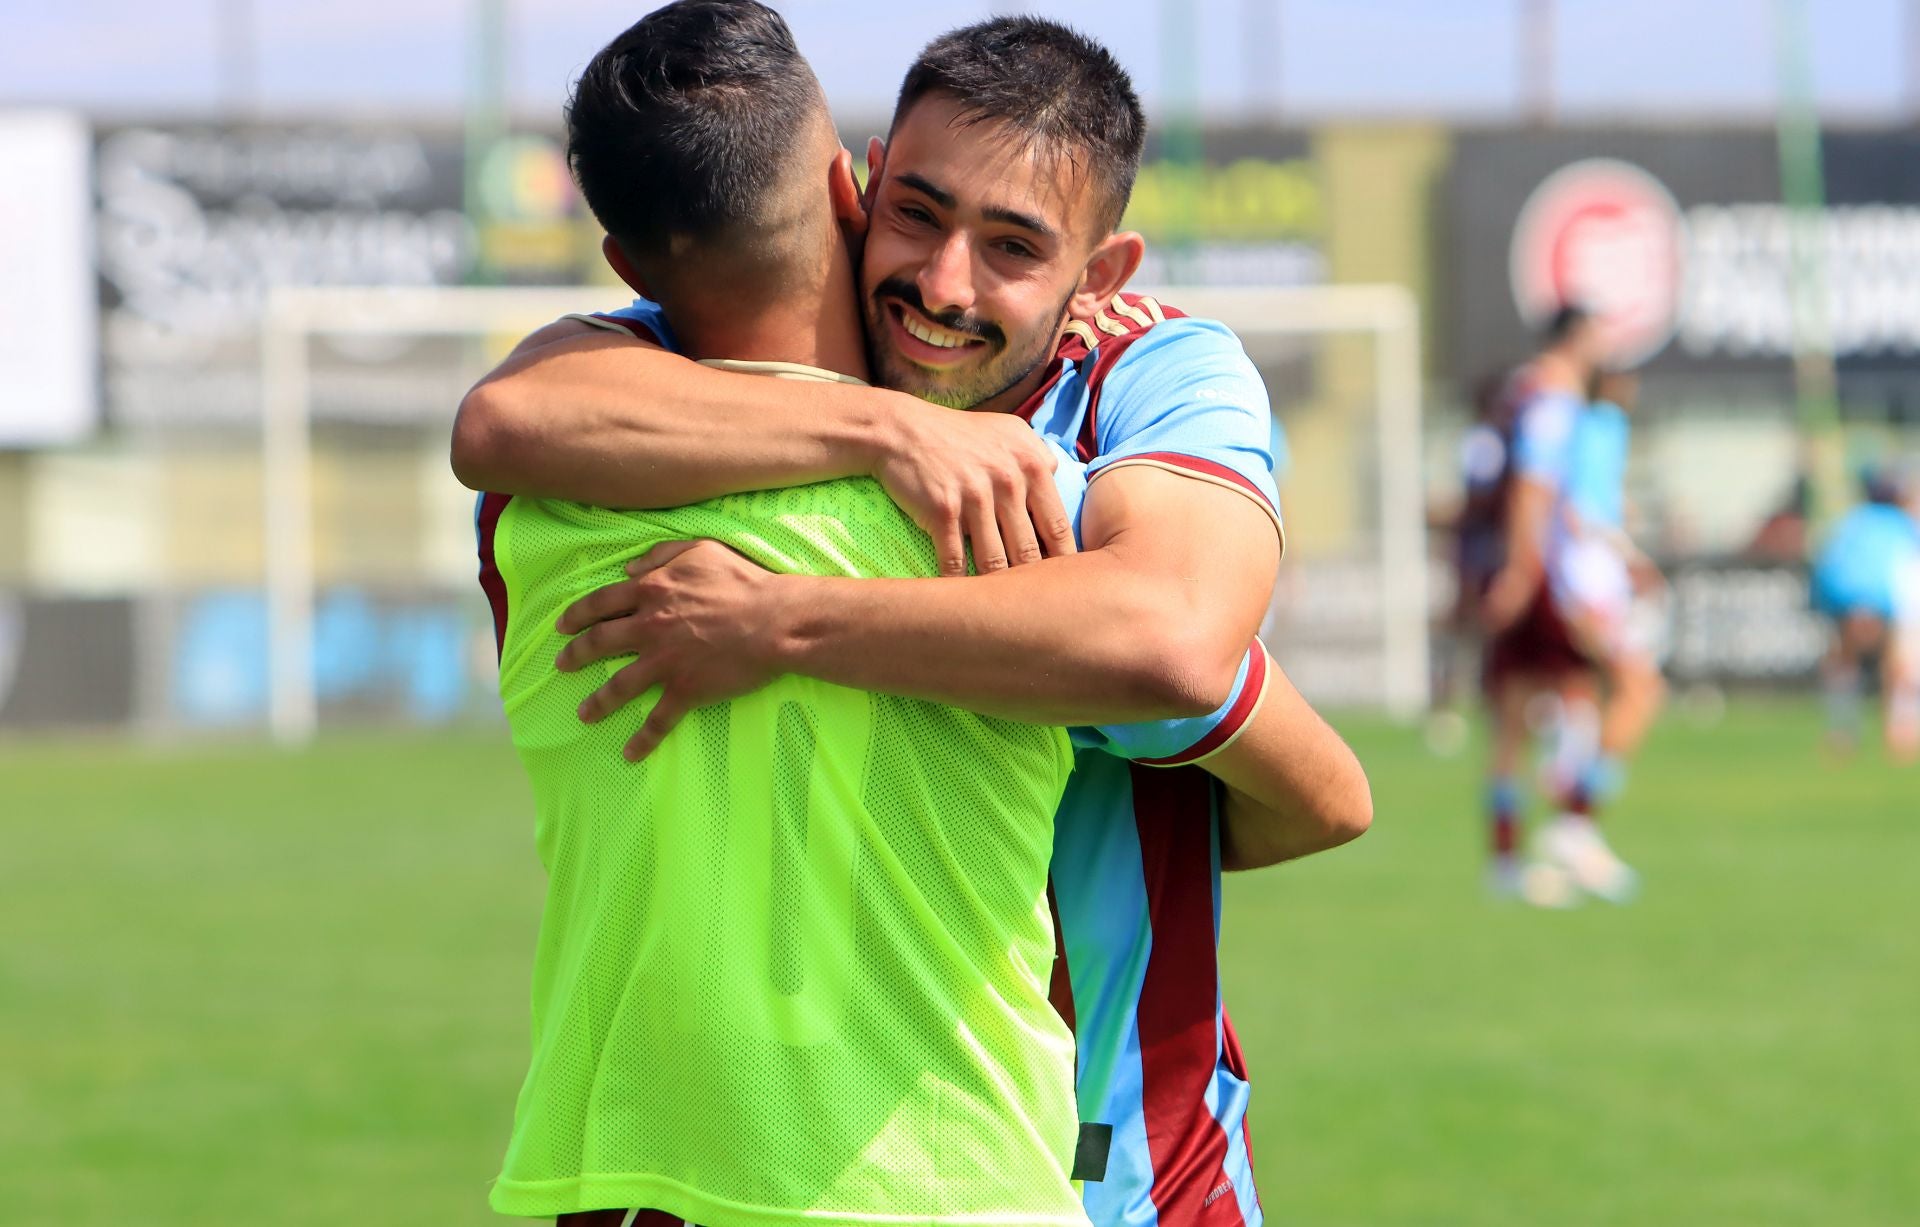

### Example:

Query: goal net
xmin=258 ymin=283 xmax=1428 ymax=744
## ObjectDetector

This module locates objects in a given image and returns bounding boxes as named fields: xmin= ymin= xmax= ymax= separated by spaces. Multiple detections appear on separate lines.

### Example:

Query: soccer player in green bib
xmin=478 ymin=4 xmax=1088 ymax=1223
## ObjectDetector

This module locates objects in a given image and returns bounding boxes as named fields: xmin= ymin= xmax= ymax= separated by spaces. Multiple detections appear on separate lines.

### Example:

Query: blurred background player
xmin=1811 ymin=464 xmax=1920 ymax=762
xmin=1540 ymin=367 xmax=1665 ymax=884
xmin=1480 ymin=305 xmax=1639 ymax=905
xmin=1430 ymin=368 xmax=1521 ymax=753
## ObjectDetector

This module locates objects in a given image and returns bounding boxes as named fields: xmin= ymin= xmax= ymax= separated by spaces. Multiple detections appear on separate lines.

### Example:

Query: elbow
xmin=1134 ymin=625 xmax=1243 ymax=718
xmin=1324 ymin=773 xmax=1374 ymax=849
xmin=1312 ymin=744 xmax=1375 ymax=852
xmin=450 ymin=381 xmax=514 ymax=492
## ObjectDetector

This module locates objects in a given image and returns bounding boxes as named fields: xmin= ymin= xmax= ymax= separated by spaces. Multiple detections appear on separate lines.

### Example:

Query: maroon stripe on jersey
xmin=476 ymin=491 xmax=513 ymax=659
xmin=1121 ymin=451 xmax=1278 ymax=515
xmin=1075 ymin=330 xmax=1155 ymax=462
xmin=1046 ymin=879 xmax=1076 ymax=1034
xmin=1135 ymin=642 xmax=1268 ymax=767
xmin=1131 ymin=763 xmax=1245 ymax=1226
xmin=1015 ymin=356 xmax=1073 ymax=424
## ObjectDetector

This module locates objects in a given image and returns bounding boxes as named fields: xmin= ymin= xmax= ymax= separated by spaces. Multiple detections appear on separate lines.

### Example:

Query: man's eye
xmin=899 ymin=204 xmax=935 ymax=226
xmin=995 ymin=240 xmax=1035 ymax=259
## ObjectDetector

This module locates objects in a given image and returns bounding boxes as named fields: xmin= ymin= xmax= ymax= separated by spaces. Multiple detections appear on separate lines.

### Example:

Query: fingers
xmin=556 ymin=576 xmax=641 ymax=636
xmin=966 ymin=497 xmax=1007 ymax=573
xmin=1027 ymin=481 xmax=1078 ymax=559
xmin=996 ymin=481 xmax=1044 ymax=567
xmin=624 ymin=691 xmax=691 ymax=762
xmin=557 ymin=614 xmax=644 ymax=672
xmin=625 ymin=538 xmax=704 ymax=579
xmin=578 ymin=654 xmax=663 ymax=723
xmin=932 ymin=510 xmax=969 ymax=578
xmin=558 ymin=541 xmax=707 ymax=637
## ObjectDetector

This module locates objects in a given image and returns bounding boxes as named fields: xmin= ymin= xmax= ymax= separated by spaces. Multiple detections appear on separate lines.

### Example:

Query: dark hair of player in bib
xmin=564 ymin=0 xmax=828 ymax=291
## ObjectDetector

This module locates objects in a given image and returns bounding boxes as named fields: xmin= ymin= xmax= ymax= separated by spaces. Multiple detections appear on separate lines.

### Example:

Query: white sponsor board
xmin=0 ymin=111 xmax=97 ymax=445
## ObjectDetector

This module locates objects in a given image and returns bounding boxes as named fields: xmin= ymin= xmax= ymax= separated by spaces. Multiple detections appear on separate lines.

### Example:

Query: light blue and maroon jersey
xmin=543 ymin=294 xmax=1286 ymax=1227
xmin=1014 ymin=295 xmax=1283 ymax=1227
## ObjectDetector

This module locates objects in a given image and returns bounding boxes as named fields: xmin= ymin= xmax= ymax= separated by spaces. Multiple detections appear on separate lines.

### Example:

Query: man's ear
xmin=829 ymin=146 xmax=866 ymax=238
xmin=862 ymin=136 xmax=887 ymax=214
xmin=1069 ymin=230 xmax=1146 ymax=320
xmin=601 ymin=235 xmax=649 ymax=298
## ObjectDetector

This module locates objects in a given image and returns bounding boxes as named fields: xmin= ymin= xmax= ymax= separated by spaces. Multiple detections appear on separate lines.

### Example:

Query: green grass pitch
xmin=2 ymin=702 xmax=1913 ymax=1225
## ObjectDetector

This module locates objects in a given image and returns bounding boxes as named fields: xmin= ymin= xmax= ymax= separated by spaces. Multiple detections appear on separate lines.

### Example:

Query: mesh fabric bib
xmin=489 ymin=474 xmax=1082 ymax=1224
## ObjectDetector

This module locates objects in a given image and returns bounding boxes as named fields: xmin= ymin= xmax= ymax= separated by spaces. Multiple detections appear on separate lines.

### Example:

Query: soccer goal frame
xmin=1139 ymin=285 xmax=1429 ymax=720
xmin=260 ymin=283 xmax=1426 ymax=745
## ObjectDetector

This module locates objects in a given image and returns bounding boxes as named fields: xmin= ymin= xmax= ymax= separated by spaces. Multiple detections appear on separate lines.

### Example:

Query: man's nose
xmin=916 ymin=231 xmax=976 ymax=318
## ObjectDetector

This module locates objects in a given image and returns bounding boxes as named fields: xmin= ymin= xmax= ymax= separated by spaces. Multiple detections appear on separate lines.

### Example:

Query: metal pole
xmin=1908 ymin=0 xmax=1920 ymax=122
xmin=1243 ymin=0 xmax=1281 ymax=121
xmin=465 ymin=0 xmax=509 ymax=285
xmin=1774 ymin=0 xmax=1844 ymax=525
xmin=1519 ymin=0 xmax=1555 ymax=125
xmin=1374 ymin=296 xmax=1429 ymax=720
xmin=1159 ymin=0 xmax=1203 ymax=283
xmin=217 ymin=0 xmax=255 ymax=118
xmin=262 ymin=296 xmax=316 ymax=746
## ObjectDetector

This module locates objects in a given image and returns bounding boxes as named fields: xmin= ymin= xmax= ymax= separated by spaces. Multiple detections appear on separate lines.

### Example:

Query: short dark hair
xmin=891 ymin=17 xmax=1146 ymax=235
xmin=1544 ymin=303 xmax=1593 ymax=345
xmin=565 ymin=0 xmax=824 ymax=266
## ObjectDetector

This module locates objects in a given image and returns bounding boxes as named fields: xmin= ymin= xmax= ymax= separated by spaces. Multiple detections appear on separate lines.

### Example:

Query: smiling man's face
xmin=860 ymin=93 xmax=1107 ymax=413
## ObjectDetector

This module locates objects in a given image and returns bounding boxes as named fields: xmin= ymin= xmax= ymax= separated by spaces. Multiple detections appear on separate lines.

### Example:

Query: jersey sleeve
xmin=1069 ymin=638 xmax=1271 ymax=767
xmin=1083 ymin=318 xmax=1285 ymax=554
xmin=1042 ymin=437 xmax=1091 ymax=543
xmin=561 ymin=297 xmax=678 ymax=351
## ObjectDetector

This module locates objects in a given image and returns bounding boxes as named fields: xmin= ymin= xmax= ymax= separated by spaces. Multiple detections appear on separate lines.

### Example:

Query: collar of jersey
xmin=697 ymin=358 xmax=869 ymax=386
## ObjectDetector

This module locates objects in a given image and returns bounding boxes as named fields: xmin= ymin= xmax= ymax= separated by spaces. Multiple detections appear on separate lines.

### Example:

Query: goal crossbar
xmin=260 ymin=284 xmax=1426 ymax=744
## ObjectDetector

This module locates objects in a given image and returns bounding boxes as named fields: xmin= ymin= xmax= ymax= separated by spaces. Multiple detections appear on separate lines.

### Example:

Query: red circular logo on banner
xmin=1509 ymin=158 xmax=1687 ymax=367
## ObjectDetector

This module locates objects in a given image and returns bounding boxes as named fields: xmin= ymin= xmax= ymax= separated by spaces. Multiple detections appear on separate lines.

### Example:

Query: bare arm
xmin=451 ymin=323 xmax=1074 ymax=572
xmin=1202 ymin=648 xmax=1373 ymax=871
xmin=556 ymin=465 xmax=1282 ymax=758
xmin=1484 ymin=475 xmax=1555 ymax=630
xmin=454 ymin=324 xmax=891 ymax=506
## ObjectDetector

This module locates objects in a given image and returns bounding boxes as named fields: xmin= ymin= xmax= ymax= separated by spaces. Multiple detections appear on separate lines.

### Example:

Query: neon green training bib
xmin=489 ymin=466 xmax=1083 ymax=1224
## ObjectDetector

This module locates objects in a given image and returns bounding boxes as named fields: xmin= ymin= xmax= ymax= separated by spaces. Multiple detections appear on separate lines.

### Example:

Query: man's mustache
xmin=872 ymin=278 xmax=1004 ymax=348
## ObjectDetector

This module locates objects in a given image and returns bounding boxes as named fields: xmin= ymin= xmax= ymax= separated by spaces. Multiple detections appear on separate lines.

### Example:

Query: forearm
xmin=766 ymin=550 xmax=1250 ymax=725
xmin=1500 ymin=479 xmax=1553 ymax=587
xmin=1207 ymin=660 xmax=1373 ymax=871
xmin=452 ymin=335 xmax=895 ymax=506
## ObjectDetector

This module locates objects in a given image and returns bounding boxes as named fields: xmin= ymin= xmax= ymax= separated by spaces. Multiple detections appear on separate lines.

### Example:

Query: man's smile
xmin=884 ymin=300 xmax=992 ymax=369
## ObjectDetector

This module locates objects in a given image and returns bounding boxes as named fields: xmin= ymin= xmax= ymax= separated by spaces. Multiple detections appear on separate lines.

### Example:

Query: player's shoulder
xmin=563 ymin=296 xmax=678 ymax=351
xmin=1066 ymin=293 xmax=1248 ymax=366
xmin=1518 ymin=388 xmax=1580 ymax=438
xmin=1066 ymin=295 xmax=1261 ymax=405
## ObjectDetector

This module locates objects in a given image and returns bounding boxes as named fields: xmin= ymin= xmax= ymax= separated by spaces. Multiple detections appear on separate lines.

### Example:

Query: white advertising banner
xmin=0 ymin=110 xmax=96 ymax=446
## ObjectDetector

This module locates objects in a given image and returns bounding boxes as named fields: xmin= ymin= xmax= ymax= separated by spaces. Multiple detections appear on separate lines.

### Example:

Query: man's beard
xmin=865 ymin=277 xmax=1073 ymax=411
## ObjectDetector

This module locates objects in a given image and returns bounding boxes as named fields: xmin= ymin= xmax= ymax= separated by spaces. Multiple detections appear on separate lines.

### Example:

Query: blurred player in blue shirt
xmin=1812 ymin=466 xmax=1920 ymax=761
xmin=1480 ymin=308 xmax=1647 ymax=906
xmin=1542 ymin=369 xmax=1666 ymax=881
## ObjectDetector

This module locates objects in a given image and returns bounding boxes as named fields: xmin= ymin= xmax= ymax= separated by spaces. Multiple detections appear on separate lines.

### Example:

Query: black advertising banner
xmin=0 ymin=596 xmax=138 ymax=728
xmin=1445 ymin=126 xmax=1920 ymax=413
xmin=1443 ymin=128 xmax=1781 ymax=384
xmin=94 ymin=124 xmax=595 ymax=428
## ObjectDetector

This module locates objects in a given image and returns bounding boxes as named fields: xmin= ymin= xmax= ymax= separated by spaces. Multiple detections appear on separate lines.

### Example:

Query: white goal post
xmin=260 ymin=283 xmax=1426 ymax=745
